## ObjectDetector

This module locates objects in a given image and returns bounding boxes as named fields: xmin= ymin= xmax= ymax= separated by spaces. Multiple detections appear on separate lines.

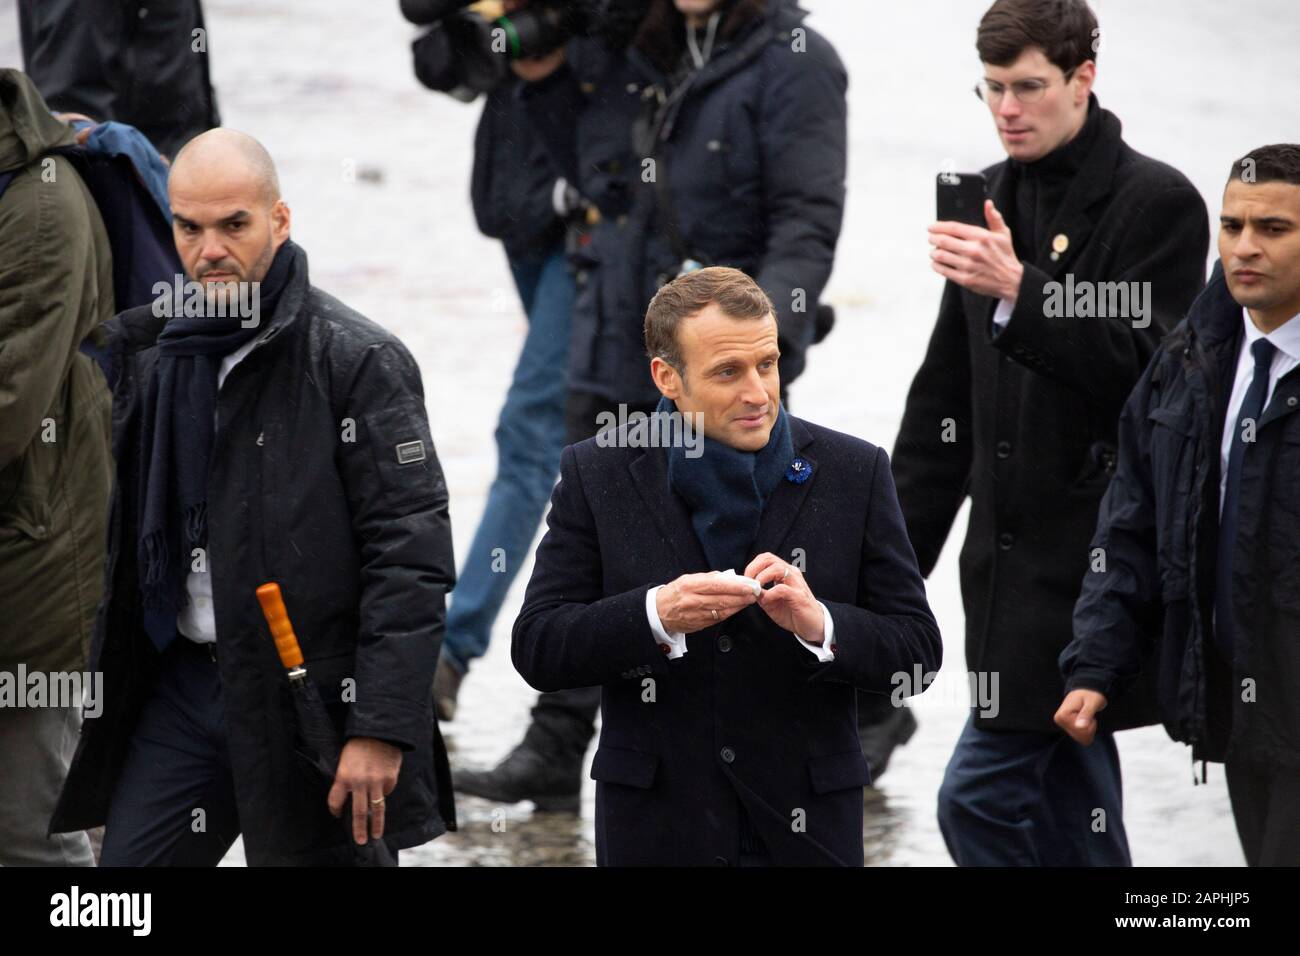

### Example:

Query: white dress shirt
xmin=1218 ymin=307 xmax=1300 ymax=514
xmin=176 ymin=331 xmax=271 ymax=643
xmin=645 ymin=577 xmax=837 ymax=663
xmin=992 ymin=297 xmax=1014 ymax=331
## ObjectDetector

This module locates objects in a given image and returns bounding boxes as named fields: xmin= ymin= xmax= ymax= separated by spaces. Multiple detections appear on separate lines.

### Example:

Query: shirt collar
xmin=1241 ymin=306 xmax=1300 ymax=362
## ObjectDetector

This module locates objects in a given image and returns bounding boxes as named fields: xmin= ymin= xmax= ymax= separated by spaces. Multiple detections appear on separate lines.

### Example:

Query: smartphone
xmin=936 ymin=171 xmax=989 ymax=226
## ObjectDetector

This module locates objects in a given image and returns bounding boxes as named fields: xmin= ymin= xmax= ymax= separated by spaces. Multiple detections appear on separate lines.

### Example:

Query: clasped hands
xmin=655 ymin=552 xmax=824 ymax=644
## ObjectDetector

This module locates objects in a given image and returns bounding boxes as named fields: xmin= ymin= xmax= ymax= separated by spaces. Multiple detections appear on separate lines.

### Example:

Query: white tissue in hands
xmin=716 ymin=568 xmax=763 ymax=595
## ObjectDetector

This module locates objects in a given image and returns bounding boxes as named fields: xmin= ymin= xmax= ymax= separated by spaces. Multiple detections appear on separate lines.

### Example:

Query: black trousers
xmin=100 ymin=636 xmax=397 ymax=866
xmin=1201 ymin=634 xmax=1300 ymax=866
xmin=1225 ymin=761 xmax=1300 ymax=866
xmin=528 ymin=388 xmax=889 ymax=756
xmin=100 ymin=637 xmax=241 ymax=866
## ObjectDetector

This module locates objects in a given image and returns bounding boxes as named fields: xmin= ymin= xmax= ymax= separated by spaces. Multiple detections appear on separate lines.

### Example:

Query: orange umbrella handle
xmin=256 ymin=582 xmax=304 ymax=669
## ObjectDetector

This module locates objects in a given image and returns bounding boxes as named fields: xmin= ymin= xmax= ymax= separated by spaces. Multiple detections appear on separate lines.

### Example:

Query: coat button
xmin=998 ymin=532 xmax=1014 ymax=551
xmin=720 ymin=746 xmax=735 ymax=764
xmin=1289 ymin=396 xmax=1298 ymax=407
xmin=718 ymin=635 xmax=732 ymax=653
xmin=996 ymin=440 xmax=1012 ymax=459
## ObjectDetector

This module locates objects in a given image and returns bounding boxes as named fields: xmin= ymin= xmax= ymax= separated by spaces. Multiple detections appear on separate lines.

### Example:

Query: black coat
xmin=512 ymin=417 xmax=941 ymax=865
xmin=470 ymin=79 xmax=565 ymax=258
xmin=17 ymin=0 xmax=220 ymax=159
xmin=521 ymin=0 xmax=846 ymax=403
xmin=50 ymin=243 xmax=458 ymax=864
xmin=892 ymin=102 xmax=1209 ymax=732
xmin=1064 ymin=264 xmax=1300 ymax=768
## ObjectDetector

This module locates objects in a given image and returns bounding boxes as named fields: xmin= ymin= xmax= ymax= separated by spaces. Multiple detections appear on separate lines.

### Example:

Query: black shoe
xmin=433 ymin=657 xmax=463 ymax=722
xmin=858 ymin=706 xmax=918 ymax=784
xmin=453 ymin=740 xmax=582 ymax=814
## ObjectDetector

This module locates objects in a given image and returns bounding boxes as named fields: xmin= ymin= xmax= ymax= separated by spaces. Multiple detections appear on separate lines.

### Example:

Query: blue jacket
xmin=512 ymin=417 xmax=941 ymax=865
xmin=522 ymin=0 xmax=846 ymax=402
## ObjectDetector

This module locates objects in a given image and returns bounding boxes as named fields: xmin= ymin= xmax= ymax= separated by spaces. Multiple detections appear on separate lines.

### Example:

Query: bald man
xmin=49 ymin=129 xmax=458 ymax=866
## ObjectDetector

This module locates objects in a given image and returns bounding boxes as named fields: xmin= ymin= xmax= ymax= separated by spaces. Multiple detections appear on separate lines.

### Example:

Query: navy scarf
xmin=138 ymin=239 xmax=297 ymax=647
xmin=660 ymin=395 xmax=793 ymax=573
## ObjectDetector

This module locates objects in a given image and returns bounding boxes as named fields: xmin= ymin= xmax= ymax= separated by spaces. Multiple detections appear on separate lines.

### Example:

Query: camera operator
xmin=405 ymin=2 xmax=583 ymax=722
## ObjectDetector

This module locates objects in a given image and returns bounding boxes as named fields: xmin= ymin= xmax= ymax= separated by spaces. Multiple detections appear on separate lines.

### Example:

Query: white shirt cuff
xmin=646 ymin=585 xmax=687 ymax=659
xmin=992 ymin=297 xmax=1014 ymax=330
xmin=794 ymin=602 xmax=835 ymax=662
xmin=551 ymin=177 xmax=571 ymax=217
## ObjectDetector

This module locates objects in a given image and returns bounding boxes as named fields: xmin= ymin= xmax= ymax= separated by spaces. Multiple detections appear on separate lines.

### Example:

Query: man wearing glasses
xmin=891 ymin=0 xmax=1209 ymax=865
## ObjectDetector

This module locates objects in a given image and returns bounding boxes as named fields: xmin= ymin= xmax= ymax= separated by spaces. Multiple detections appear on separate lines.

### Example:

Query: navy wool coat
xmin=512 ymin=416 xmax=941 ymax=865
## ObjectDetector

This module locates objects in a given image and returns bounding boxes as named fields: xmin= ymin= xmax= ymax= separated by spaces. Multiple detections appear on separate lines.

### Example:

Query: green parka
xmin=0 ymin=69 xmax=113 ymax=674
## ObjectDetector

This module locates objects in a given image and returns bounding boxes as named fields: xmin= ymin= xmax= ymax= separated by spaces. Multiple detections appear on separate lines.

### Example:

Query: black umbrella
xmin=256 ymin=582 xmax=396 ymax=867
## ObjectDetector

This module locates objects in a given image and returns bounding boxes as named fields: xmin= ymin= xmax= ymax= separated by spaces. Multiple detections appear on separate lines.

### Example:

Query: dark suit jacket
xmin=512 ymin=416 xmax=942 ymax=866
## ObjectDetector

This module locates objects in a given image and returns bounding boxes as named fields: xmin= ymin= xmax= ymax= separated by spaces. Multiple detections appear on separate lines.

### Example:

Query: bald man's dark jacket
xmin=50 ymin=243 xmax=458 ymax=864
xmin=512 ymin=417 xmax=941 ymax=866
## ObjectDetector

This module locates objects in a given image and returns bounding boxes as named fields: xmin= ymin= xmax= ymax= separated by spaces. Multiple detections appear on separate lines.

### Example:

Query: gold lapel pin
xmin=1050 ymin=233 xmax=1069 ymax=261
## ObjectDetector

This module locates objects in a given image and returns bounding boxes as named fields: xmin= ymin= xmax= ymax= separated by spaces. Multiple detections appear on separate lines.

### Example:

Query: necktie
xmin=1214 ymin=338 xmax=1277 ymax=663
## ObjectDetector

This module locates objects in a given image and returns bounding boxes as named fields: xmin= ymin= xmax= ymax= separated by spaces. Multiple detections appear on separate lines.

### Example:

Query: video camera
xmin=402 ymin=0 xmax=648 ymax=98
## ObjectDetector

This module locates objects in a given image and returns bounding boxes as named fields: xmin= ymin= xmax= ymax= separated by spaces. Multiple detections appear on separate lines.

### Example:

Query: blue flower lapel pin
xmin=785 ymin=457 xmax=813 ymax=484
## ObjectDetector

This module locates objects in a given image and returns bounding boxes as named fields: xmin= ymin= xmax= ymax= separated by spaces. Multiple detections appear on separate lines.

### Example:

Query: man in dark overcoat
xmin=892 ymin=0 xmax=1209 ymax=865
xmin=513 ymin=266 xmax=941 ymax=865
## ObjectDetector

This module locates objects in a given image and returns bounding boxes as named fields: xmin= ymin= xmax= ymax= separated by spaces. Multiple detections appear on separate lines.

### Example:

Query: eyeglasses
xmin=974 ymin=67 xmax=1077 ymax=105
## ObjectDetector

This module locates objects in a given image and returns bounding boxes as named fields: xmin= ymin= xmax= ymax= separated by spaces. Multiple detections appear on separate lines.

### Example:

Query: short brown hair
xmin=976 ymin=0 xmax=1099 ymax=73
xmin=644 ymin=266 xmax=775 ymax=372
